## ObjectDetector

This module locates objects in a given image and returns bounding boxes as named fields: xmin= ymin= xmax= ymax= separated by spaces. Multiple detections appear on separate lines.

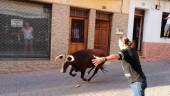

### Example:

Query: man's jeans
xmin=130 ymin=81 xmax=147 ymax=96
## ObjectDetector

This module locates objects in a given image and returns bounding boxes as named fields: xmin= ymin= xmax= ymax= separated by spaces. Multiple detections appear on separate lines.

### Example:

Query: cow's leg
xmin=81 ymin=69 xmax=88 ymax=81
xmin=87 ymin=65 xmax=101 ymax=81
xmin=87 ymin=66 xmax=95 ymax=75
xmin=69 ymin=67 xmax=77 ymax=77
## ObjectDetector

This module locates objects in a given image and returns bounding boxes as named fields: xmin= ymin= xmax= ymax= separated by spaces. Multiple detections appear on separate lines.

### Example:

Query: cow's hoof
xmin=82 ymin=78 xmax=88 ymax=81
xmin=87 ymin=79 xmax=91 ymax=82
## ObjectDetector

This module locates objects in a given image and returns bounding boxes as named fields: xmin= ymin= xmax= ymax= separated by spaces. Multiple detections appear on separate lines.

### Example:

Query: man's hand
xmin=92 ymin=54 xmax=120 ymax=66
xmin=92 ymin=55 xmax=106 ymax=66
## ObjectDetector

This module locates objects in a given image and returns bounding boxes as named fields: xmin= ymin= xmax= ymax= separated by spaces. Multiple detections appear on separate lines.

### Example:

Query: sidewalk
xmin=0 ymin=59 xmax=170 ymax=96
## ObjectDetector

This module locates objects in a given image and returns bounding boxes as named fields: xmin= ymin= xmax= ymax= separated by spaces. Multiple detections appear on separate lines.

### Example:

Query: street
xmin=0 ymin=59 xmax=170 ymax=96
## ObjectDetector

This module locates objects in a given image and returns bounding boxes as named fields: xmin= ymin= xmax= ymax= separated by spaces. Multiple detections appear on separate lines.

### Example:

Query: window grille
xmin=70 ymin=7 xmax=89 ymax=18
xmin=0 ymin=0 xmax=52 ymax=58
xmin=96 ymin=11 xmax=112 ymax=21
xmin=71 ymin=19 xmax=84 ymax=42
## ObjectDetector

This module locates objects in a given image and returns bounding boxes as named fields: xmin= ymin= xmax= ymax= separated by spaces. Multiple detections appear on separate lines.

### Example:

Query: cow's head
xmin=55 ymin=54 xmax=75 ymax=73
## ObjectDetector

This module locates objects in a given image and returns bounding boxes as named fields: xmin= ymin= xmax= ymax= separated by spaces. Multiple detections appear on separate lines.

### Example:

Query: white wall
xmin=128 ymin=0 xmax=170 ymax=43
xmin=127 ymin=0 xmax=135 ymax=40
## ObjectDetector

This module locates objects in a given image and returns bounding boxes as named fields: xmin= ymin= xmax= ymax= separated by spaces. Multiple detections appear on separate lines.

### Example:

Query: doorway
xmin=132 ymin=9 xmax=144 ymax=52
xmin=94 ymin=11 xmax=112 ymax=55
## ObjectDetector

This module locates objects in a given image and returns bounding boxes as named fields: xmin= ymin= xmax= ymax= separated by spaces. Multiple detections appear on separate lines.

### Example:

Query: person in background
xmin=92 ymin=36 xmax=147 ymax=96
xmin=164 ymin=13 xmax=170 ymax=37
xmin=21 ymin=22 xmax=34 ymax=53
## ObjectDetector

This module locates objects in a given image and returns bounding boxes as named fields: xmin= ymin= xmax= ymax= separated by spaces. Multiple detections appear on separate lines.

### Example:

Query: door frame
xmin=132 ymin=9 xmax=145 ymax=53
xmin=68 ymin=17 xmax=88 ymax=53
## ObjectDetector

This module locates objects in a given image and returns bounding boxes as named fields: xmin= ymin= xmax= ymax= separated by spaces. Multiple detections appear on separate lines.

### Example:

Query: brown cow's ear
xmin=55 ymin=54 xmax=65 ymax=61
xmin=66 ymin=55 xmax=75 ymax=62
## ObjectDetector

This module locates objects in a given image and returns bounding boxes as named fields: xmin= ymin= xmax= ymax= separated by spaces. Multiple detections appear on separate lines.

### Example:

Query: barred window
xmin=71 ymin=19 xmax=84 ymax=42
xmin=70 ymin=7 xmax=88 ymax=43
xmin=0 ymin=0 xmax=51 ymax=58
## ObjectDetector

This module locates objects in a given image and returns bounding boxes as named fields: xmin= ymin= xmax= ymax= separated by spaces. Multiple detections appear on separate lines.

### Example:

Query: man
xmin=164 ymin=13 xmax=170 ymax=37
xmin=92 ymin=36 xmax=147 ymax=96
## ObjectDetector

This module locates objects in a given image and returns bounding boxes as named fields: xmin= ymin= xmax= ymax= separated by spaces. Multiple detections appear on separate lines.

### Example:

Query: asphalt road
xmin=0 ymin=59 xmax=170 ymax=96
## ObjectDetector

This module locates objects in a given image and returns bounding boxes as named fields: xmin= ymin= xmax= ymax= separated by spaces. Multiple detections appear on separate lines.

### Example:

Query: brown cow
xmin=56 ymin=49 xmax=107 ymax=81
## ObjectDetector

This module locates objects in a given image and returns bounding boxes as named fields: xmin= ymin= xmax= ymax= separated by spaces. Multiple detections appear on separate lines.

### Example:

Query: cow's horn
xmin=66 ymin=55 xmax=75 ymax=62
xmin=55 ymin=54 xmax=65 ymax=61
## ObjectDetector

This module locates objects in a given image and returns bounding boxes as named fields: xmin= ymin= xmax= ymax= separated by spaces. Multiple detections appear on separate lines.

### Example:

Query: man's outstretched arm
xmin=92 ymin=54 xmax=120 ymax=65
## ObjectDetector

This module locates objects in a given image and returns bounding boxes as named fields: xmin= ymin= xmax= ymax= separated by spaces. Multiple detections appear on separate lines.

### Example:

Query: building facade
xmin=128 ymin=0 xmax=170 ymax=59
xmin=0 ymin=0 xmax=130 ymax=73
xmin=1 ymin=0 xmax=169 ymax=73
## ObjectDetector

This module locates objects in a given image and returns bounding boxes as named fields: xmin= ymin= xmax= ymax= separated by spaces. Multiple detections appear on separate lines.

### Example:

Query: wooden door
xmin=68 ymin=17 xmax=88 ymax=53
xmin=94 ymin=20 xmax=110 ymax=54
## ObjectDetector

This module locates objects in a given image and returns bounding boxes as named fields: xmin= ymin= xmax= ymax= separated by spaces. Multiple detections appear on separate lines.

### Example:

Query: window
xmin=96 ymin=11 xmax=112 ymax=21
xmin=0 ymin=1 xmax=51 ymax=58
xmin=71 ymin=19 xmax=84 ymax=42
xmin=70 ymin=7 xmax=89 ymax=18
xmin=70 ymin=7 xmax=89 ymax=43
xmin=161 ymin=12 xmax=170 ymax=38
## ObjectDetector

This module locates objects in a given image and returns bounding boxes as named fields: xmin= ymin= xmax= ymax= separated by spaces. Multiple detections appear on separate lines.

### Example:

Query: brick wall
xmin=50 ymin=3 xmax=69 ymax=63
xmin=142 ymin=42 xmax=170 ymax=59
xmin=0 ymin=2 xmax=130 ymax=74
xmin=87 ymin=9 xmax=96 ymax=49
xmin=109 ymin=13 xmax=129 ymax=54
